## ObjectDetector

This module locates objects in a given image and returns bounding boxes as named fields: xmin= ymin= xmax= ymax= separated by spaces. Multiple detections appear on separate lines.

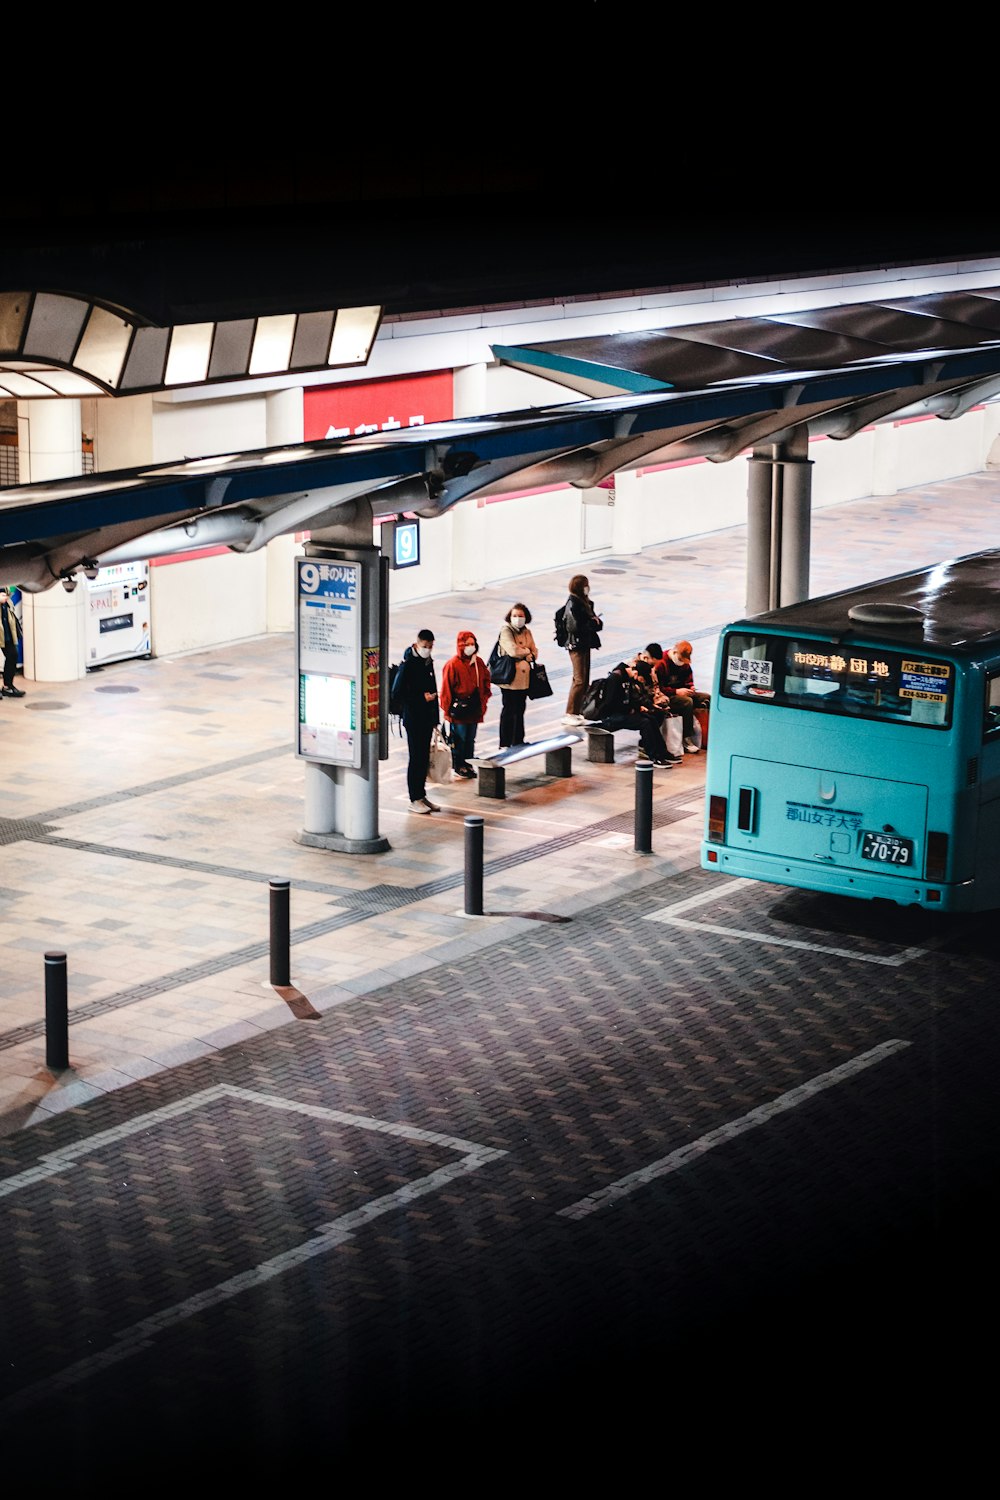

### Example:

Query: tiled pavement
xmin=1 ymin=473 xmax=1000 ymax=1472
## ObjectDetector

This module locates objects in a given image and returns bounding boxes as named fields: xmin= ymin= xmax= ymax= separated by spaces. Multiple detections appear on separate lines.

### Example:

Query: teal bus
xmin=700 ymin=548 xmax=1000 ymax=912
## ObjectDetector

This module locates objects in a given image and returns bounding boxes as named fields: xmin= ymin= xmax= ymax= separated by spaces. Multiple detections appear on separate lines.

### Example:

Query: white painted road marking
xmin=645 ymin=878 xmax=943 ymax=966
xmin=0 ymin=1085 xmax=506 ymax=1413
xmin=558 ymin=1038 xmax=911 ymax=1220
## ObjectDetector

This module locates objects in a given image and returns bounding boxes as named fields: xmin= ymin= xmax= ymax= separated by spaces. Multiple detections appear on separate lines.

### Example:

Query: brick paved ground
xmin=1 ymin=474 xmax=1000 ymax=1476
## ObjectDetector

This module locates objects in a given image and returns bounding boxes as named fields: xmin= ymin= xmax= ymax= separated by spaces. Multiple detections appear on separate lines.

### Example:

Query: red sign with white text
xmin=304 ymin=371 xmax=453 ymax=442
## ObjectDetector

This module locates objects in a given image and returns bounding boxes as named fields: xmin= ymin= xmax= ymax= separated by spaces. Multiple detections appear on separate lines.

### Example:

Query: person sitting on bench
xmin=645 ymin=641 xmax=707 ymax=753
xmin=599 ymin=658 xmax=672 ymax=767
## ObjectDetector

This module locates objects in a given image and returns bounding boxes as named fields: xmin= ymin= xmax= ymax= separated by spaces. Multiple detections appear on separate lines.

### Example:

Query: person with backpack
xmin=597 ymin=658 xmax=672 ymax=766
xmin=557 ymin=574 xmax=603 ymax=725
xmin=440 ymin=629 xmax=491 ymax=779
xmin=392 ymin=629 xmax=442 ymax=813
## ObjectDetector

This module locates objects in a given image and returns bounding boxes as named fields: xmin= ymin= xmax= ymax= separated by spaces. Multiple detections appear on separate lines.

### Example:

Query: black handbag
xmin=527 ymin=661 xmax=554 ymax=699
xmin=488 ymin=639 xmax=517 ymax=686
xmin=449 ymin=691 xmax=479 ymax=718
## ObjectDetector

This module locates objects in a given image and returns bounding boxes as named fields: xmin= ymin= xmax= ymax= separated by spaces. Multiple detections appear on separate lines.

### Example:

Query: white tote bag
xmin=662 ymin=714 xmax=684 ymax=757
xmin=427 ymin=726 xmax=453 ymax=785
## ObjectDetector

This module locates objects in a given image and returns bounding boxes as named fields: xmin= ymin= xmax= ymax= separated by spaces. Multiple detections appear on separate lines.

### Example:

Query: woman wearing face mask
xmin=558 ymin=573 xmax=602 ymax=725
xmin=440 ymin=630 xmax=492 ymax=779
xmin=496 ymin=603 xmax=538 ymax=748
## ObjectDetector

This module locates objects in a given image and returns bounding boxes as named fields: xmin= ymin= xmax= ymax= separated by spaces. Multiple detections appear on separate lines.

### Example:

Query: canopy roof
xmin=4 ymin=284 xmax=1000 ymax=593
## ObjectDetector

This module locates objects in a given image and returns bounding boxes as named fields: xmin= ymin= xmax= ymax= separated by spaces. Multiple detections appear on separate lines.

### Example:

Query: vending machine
xmin=84 ymin=561 xmax=152 ymax=669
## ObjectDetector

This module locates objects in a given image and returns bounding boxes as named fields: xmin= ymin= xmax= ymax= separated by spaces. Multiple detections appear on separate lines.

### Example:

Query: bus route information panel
xmin=295 ymin=558 xmax=362 ymax=767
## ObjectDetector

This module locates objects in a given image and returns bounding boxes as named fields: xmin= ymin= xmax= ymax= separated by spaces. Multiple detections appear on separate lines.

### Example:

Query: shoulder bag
xmin=527 ymin=660 xmax=554 ymax=699
xmin=487 ymin=638 xmax=517 ymax=686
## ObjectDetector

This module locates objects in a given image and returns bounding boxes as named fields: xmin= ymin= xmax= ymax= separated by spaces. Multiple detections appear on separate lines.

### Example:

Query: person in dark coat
xmin=396 ymin=629 xmax=441 ymax=813
xmin=0 ymin=587 xmax=25 ymax=699
xmin=560 ymin=573 xmax=603 ymax=724
xmin=599 ymin=658 xmax=672 ymax=766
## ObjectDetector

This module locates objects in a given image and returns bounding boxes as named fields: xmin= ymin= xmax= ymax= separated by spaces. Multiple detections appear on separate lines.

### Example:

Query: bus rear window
xmin=721 ymin=632 xmax=954 ymax=728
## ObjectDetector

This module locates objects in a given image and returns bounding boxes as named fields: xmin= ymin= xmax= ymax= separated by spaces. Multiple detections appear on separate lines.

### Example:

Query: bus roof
xmin=737 ymin=547 xmax=1000 ymax=656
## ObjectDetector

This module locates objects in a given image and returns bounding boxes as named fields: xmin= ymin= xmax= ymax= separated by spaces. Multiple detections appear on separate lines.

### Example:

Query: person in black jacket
xmin=599 ymin=658 xmax=672 ymax=766
xmin=560 ymin=573 xmax=603 ymax=725
xmin=0 ymin=587 xmax=25 ymax=699
xmin=395 ymin=629 xmax=441 ymax=813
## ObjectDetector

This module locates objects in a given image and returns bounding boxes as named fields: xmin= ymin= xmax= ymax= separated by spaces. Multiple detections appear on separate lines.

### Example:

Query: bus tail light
xmin=926 ymin=831 xmax=948 ymax=880
xmin=708 ymin=795 xmax=727 ymax=842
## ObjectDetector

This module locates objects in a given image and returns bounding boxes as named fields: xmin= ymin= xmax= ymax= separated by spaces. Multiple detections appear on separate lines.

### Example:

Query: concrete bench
xmin=585 ymin=725 xmax=617 ymax=763
xmin=585 ymin=715 xmax=704 ymax=762
xmin=475 ymin=732 xmax=582 ymax=799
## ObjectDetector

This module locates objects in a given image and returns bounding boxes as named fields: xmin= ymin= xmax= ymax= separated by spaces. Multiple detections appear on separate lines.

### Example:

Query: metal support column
xmin=778 ymin=458 xmax=813 ymax=607
xmin=745 ymin=440 xmax=813 ymax=614
xmin=746 ymin=455 xmax=775 ymax=615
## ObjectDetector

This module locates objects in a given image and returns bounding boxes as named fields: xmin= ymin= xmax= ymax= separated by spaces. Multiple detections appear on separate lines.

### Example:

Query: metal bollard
xmin=464 ymin=815 xmax=485 ymax=915
xmin=634 ymin=762 xmax=654 ymax=853
xmin=269 ymin=878 xmax=291 ymax=987
xmin=44 ymin=951 xmax=69 ymax=1071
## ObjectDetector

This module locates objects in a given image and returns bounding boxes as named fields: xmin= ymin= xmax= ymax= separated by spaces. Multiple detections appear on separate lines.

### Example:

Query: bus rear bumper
xmin=699 ymin=844 xmax=976 ymax=911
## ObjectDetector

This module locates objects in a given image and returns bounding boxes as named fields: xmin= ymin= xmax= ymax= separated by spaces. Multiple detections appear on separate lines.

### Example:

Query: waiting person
xmin=559 ymin=573 xmax=603 ymax=725
xmin=441 ymin=629 xmax=491 ymax=779
xmin=496 ymin=602 xmax=538 ymax=748
xmin=395 ymin=628 xmax=441 ymax=813
xmin=646 ymin=640 xmax=705 ymax=752
xmin=599 ymin=658 xmax=671 ymax=766
xmin=0 ymin=587 xmax=24 ymax=699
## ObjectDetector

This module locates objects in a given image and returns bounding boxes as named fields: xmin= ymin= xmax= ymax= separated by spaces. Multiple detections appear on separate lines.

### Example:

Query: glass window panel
xmin=290 ymin=311 xmax=334 ymax=370
xmin=209 ymin=320 xmax=254 ymax=379
xmin=32 ymin=370 xmax=105 ymax=396
xmin=249 ymin=315 xmax=296 ymax=375
xmin=721 ymin=631 xmax=954 ymax=729
xmin=120 ymin=327 xmax=170 ymax=391
xmin=985 ymin=675 xmax=1000 ymax=737
xmin=73 ymin=306 xmax=133 ymax=388
xmin=23 ymin=293 xmax=89 ymax=362
xmin=0 ymin=372 xmax=59 ymax=396
xmin=164 ymin=324 xmax=214 ymax=386
xmin=0 ymin=293 xmax=29 ymax=353
xmin=328 ymin=305 xmax=381 ymax=366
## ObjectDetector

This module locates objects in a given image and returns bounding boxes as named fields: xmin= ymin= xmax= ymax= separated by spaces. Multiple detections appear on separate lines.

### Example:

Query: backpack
xmin=580 ymin=673 xmax=613 ymax=722
xmin=554 ymin=601 xmax=572 ymax=648
xmin=388 ymin=659 xmax=406 ymax=719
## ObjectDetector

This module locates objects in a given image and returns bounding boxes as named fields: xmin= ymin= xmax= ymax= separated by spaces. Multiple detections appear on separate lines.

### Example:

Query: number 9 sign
xmin=386 ymin=518 xmax=420 ymax=571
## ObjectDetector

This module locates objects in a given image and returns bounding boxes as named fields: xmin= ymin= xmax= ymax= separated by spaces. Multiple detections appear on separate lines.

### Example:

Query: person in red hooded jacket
xmin=440 ymin=629 xmax=492 ymax=779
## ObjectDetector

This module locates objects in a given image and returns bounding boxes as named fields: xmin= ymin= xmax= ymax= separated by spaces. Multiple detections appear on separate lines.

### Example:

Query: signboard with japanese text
xmin=304 ymin=370 xmax=453 ymax=442
xmin=362 ymin=647 xmax=380 ymax=733
xmin=296 ymin=558 xmax=362 ymax=766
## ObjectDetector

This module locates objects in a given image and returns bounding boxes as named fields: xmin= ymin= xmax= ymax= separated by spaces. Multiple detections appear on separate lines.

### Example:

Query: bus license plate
xmin=861 ymin=831 xmax=914 ymax=865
